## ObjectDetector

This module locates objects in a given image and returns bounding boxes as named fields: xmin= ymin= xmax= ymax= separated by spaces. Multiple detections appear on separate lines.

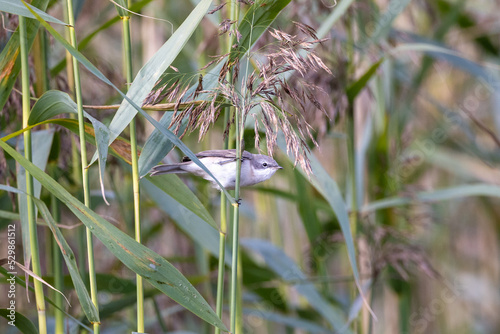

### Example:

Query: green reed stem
xmin=230 ymin=108 xmax=243 ymax=333
xmin=20 ymin=15 xmax=47 ymax=334
xmin=215 ymin=189 xmax=228 ymax=333
xmin=215 ymin=2 xmax=240 ymax=332
xmin=65 ymin=0 xmax=100 ymax=332
xmin=121 ymin=10 xmax=144 ymax=332
xmin=36 ymin=28 xmax=64 ymax=333
xmin=51 ymin=193 xmax=64 ymax=333
xmin=62 ymin=1 xmax=80 ymax=189
xmin=345 ymin=16 xmax=361 ymax=333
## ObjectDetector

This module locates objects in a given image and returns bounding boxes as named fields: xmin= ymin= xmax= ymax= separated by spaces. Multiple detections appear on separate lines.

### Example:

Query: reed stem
xmin=20 ymin=15 xmax=47 ymax=334
xmin=229 ymin=114 xmax=242 ymax=333
xmin=216 ymin=2 xmax=240 ymax=332
xmin=64 ymin=1 xmax=100 ymax=332
xmin=121 ymin=8 xmax=145 ymax=332
xmin=51 ymin=193 xmax=64 ymax=333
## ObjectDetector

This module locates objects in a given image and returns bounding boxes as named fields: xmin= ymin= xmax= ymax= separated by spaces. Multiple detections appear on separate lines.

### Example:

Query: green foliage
xmin=1 ymin=0 xmax=500 ymax=333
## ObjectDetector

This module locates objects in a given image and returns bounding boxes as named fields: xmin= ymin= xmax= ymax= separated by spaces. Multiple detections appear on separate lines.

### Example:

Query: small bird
xmin=150 ymin=149 xmax=283 ymax=190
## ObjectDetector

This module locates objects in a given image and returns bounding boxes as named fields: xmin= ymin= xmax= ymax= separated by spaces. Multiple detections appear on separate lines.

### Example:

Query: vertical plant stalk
xmin=216 ymin=2 xmax=239 ymax=332
xmin=35 ymin=26 xmax=64 ymax=333
xmin=20 ymin=15 xmax=47 ymax=334
xmin=51 ymin=193 xmax=64 ymax=333
xmin=215 ymin=194 xmax=227 ymax=334
xmin=346 ymin=17 xmax=362 ymax=334
xmin=62 ymin=1 xmax=81 ymax=189
xmin=229 ymin=106 xmax=243 ymax=334
xmin=64 ymin=1 xmax=100 ymax=332
xmin=121 ymin=9 xmax=144 ymax=332
xmin=62 ymin=0 xmax=84 ymax=278
xmin=346 ymin=108 xmax=358 ymax=254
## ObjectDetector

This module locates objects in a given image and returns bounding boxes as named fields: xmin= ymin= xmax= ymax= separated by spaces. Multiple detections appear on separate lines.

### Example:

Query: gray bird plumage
xmin=150 ymin=149 xmax=282 ymax=190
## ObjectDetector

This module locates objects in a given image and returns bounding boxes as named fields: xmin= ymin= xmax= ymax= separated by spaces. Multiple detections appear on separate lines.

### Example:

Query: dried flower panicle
xmin=238 ymin=23 xmax=332 ymax=174
xmin=145 ymin=22 xmax=333 ymax=175
xmin=368 ymin=222 xmax=439 ymax=281
xmin=208 ymin=3 xmax=227 ymax=15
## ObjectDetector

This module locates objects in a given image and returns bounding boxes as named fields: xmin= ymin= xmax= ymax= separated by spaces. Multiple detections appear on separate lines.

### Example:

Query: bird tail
xmin=150 ymin=163 xmax=188 ymax=176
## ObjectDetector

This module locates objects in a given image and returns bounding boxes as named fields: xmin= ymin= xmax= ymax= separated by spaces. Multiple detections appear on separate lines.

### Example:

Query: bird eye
xmin=262 ymin=162 xmax=268 ymax=168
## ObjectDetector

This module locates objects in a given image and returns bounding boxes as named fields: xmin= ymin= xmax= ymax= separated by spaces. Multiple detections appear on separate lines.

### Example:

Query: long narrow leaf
xmin=364 ymin=0 xmax=412 ymax=45
xmin=101 ymin=0 xmax=212 ymax=148
xmin=362 ymin=183 xmax=500 ymax=213
xmin=229 ymin=0 xmax=291 ymax=63
xmin=0 ymin=0 xmax=66 ymax=24
xmin=29 ymin=90 xmax=110 ymax=203
xmin=317 ymin=0 xmax=355 ymax=38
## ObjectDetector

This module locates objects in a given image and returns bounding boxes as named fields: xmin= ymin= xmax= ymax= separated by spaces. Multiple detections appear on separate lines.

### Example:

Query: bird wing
xmin=181 ymin=150 xmax=252 ymax=162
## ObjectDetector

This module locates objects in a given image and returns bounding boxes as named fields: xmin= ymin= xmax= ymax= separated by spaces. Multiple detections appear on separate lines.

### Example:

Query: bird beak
xmin=277 ymin=165 xmax=283 ymax=170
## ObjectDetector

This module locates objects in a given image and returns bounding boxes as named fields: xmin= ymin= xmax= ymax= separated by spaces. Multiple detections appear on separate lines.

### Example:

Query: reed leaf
xmin=0 ymin=0 xmax=65 ymax=24
xmin=362 ymin=183 xmax=500 ymax=213
xmin=29 ymin=90 xmax=110 ymax=203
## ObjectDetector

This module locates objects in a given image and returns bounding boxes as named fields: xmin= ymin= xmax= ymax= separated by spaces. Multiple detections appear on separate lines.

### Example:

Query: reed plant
xmin=1 ymin=1 xmax=500 ymax=334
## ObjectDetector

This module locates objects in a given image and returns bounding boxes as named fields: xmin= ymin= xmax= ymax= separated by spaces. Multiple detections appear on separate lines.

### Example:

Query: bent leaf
xmin=0 ymin=0 xmax=66 ymax=24
xmin=362 ymin=183 xmax=500 ymax=213
xmin=30 ymin=90 xmax=110 ymax=204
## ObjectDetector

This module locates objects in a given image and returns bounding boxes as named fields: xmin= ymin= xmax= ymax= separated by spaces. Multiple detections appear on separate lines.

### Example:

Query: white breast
xmin=181 ymin=157 xmax=248 ymax=189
